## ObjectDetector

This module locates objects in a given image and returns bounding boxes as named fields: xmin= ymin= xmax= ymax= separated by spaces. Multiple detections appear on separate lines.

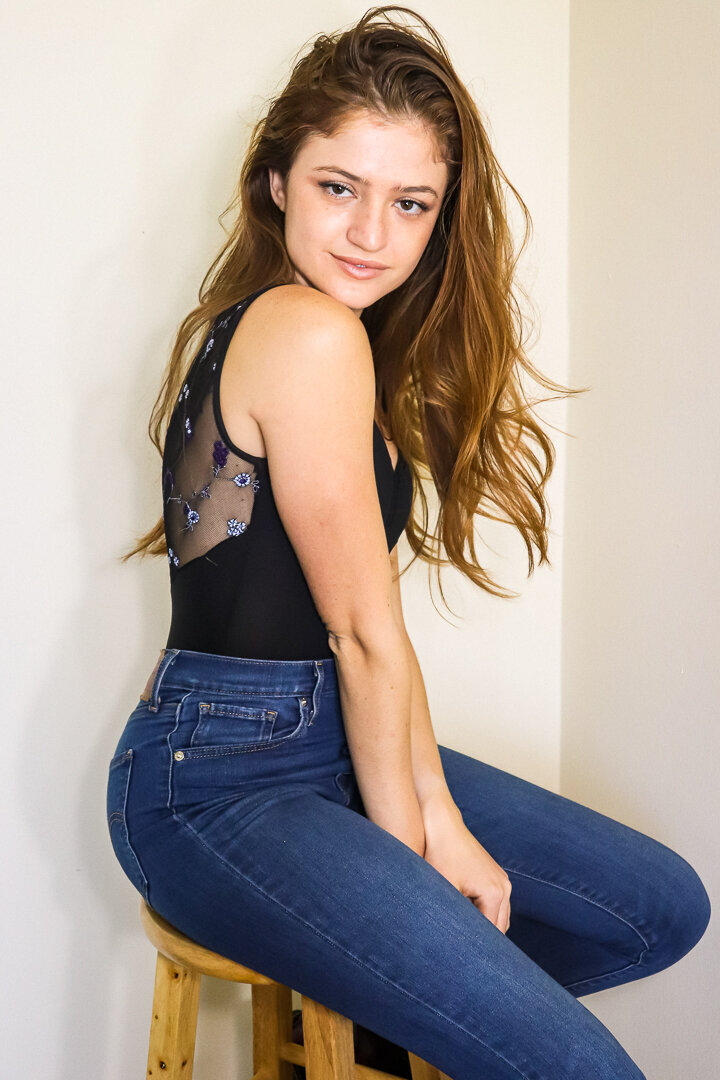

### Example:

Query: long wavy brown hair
xmin=122 ymin=4 xmax=584 ymax=611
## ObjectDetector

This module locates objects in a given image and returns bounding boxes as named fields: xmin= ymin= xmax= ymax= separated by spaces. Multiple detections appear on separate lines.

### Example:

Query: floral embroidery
xmin=212 ymin=439 xmax=229 ymax=469
xmin=182 ymin=502 xmax=200 ymax=530
xmin=165 ymin=327 xmax=262 ymax=568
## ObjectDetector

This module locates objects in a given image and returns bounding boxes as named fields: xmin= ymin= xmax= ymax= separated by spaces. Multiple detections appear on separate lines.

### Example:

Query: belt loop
xmin=309 ymin=660 xmax=325 ymax=726
xmin=148 ymin=649 xmax=180 ymax=712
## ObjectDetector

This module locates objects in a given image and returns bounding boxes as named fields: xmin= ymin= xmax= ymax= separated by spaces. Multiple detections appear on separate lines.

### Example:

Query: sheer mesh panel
xmin=163 ymin=385 xmax=260 ymax=570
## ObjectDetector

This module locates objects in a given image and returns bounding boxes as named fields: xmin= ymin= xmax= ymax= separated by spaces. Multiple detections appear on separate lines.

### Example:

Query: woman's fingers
xmin=497 ymin=894 xmax=511 ymax=934
xmin=471 ymin=878 xmax=511 ymax=933
xmin=423 ymin=819 xmax=512 ymax=934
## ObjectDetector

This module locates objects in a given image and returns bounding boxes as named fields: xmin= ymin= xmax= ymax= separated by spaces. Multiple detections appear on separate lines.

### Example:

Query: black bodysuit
xmin=162 ymin=283 xmax=414 ymax=661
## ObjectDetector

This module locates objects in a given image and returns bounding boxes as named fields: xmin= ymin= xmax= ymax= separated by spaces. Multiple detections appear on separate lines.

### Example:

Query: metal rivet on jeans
xmin=174 ymin=751 xmax=184 ymax=761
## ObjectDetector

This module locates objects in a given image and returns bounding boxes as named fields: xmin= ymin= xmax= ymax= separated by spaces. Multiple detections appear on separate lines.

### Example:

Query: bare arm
xmin=330 ymin=626 xmax=424 ymax=854
xmin=232 ymin=285 xmax=424 ymax=856
xmin=387 ymin=546 xmax=512 ymax=931
xmin=388 ymin=545 xmax=462 ymax=824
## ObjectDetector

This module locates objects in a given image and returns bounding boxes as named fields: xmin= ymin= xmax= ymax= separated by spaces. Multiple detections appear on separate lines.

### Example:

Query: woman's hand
xmin=421 ymin=791 xmax=512 ymax=934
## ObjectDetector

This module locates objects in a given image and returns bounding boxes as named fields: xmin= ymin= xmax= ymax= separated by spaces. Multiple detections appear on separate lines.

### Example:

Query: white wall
xmin=562 ymin=2 xmax=719 ymax=1077
xmin=1 ymin=3 xmax=568 ymax=1077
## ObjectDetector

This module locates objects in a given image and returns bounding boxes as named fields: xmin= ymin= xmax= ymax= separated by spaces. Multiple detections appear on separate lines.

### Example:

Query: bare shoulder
xmin=221 ymin=282 xmax=371 ymax=455
xmin=220 ymin=284 xmax=373 ymax=457
xmin=233 ymin=283 xmax=367 ymax=359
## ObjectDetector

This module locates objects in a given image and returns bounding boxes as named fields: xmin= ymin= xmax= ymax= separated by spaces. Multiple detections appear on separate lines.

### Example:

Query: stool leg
xmin=408 ymin=1053 xmax=453 ymax=1080
xmin=146 ymin=951 xmax=201 ymax=1079
xmin=251 ymin=982 xmax=295 ymax=1080
xmin=301 ymin=996 xmax=355 ymax=1080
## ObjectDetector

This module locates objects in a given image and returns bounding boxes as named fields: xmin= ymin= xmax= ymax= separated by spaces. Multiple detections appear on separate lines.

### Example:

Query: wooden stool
xmin=140 ymin=899 xmax=451 ymax=1080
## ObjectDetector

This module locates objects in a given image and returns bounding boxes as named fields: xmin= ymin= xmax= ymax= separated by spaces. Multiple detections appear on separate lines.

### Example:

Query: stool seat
xmin=139 ymin=899 xmax=451 ymax=1080
xmin=140 ymin=900 xmax=276 ymax=985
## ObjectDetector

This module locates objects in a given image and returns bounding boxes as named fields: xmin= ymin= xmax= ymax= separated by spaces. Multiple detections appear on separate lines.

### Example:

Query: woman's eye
xmin=321 ymin=182 xmax=352 ymax=198
xmin=319 ymin=182 xmax=428 ymax=216
xmin=397 ymin=198 xmax=427 ymax=216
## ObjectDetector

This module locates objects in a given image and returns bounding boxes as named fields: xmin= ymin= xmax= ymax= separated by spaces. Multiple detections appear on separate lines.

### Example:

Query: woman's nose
xmin=346 ymin=200 xmax=388 ymax=253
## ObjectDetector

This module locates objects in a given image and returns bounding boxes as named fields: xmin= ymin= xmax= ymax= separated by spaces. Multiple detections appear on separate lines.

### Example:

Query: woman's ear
xmin=268 ymin=168 xmax=286 ymax=213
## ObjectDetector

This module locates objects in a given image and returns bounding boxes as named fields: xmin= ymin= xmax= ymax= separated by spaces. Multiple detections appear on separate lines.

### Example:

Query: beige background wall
xmin=2 ymin=1 xmax=714 ymax=1078
xmin=562 ymin=2 xmax=719 ymax=1076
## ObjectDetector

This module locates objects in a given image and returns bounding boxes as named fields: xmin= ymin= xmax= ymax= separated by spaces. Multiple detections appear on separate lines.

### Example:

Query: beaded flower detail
xmin=165 ymin=435 xmax=260 ymax=547
xmin=163 ymin=302 xmax=261 ymax=570
xmin=164 ymin=415 xmax=260 ymax=569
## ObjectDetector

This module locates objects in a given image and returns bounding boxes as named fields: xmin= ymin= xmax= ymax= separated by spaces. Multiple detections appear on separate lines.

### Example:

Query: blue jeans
xmin=106 ymin=648 xmax=710 ymax=1080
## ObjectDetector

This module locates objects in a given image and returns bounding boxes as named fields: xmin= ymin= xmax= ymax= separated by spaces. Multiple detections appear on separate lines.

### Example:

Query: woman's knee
xmin=640 ymin=839 xmax=711 ymax=972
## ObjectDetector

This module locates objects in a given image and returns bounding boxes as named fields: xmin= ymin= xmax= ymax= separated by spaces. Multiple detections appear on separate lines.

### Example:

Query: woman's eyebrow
xmin=312 ymin=165 xmax=438 ymax=198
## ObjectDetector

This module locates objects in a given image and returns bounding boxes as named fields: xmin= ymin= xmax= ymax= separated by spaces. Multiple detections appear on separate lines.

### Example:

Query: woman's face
xmin=268 ymin=111 xmax=449 ymax=317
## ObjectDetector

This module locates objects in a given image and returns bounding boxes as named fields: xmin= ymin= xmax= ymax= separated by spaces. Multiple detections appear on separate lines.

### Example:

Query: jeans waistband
xmin=143 ymin=648 xmax=338 ymax=713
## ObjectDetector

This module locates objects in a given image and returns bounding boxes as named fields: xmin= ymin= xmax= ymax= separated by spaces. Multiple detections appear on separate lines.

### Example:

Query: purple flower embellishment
xmin=184 ymin=416 xmax=193 ymax=440
xmin=213 ymin=439 xmax=229 ymax=468
xmin=199 ymin=484 xmax=212 ymax=499
xmin=231 ymin=472 xmax=252 ymax=487
xmin=182 ymin=503 xmax=200 ymax=530
xmin=167 ymin=546 xmax=180 ymax=567
xmin=227 ymin=519 xmax=247 ymax=537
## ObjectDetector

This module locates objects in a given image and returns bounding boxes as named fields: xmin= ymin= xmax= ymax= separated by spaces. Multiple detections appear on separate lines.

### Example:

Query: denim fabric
xmin=106 ymin=648 xmax=710 ymax=1080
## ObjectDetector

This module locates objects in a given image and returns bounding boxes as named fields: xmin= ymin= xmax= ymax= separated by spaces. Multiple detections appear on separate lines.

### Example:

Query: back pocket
xmin=106 ymin=748 xmax=149 ymax=902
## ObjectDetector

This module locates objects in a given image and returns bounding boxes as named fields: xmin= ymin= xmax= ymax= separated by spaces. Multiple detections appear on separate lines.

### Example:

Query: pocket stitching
xmin=188 ymin=701 xmax=275 ymax=749
xmin=176 ymin=697 xmax=309 ymax=759
xmin=202 ymin=702 xmax=270 ymax=719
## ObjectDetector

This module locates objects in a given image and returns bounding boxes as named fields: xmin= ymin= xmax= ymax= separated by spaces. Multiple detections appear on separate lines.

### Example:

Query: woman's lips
xmin=331 ymin=254 xmax=387 ymax=279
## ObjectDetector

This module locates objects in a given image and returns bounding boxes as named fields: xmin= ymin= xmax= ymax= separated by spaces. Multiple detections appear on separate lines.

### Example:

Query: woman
xmin=107 ymin=7 xmax=710 ymax=1078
